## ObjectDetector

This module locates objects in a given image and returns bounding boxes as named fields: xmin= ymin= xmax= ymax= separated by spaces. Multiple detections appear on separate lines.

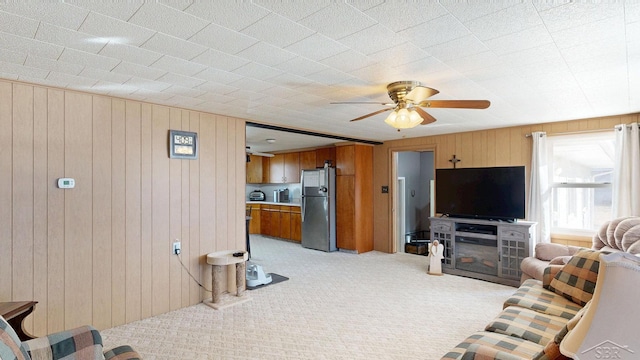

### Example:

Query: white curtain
xmin=612 ymin=123 xmax=640 ymax=217
xmin=528 ymin=132 xmax=550 ymax=243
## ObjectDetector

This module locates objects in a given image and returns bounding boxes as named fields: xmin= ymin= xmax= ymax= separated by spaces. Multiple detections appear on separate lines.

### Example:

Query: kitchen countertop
xmin=247 ymin=201 xmax=301 ymax=207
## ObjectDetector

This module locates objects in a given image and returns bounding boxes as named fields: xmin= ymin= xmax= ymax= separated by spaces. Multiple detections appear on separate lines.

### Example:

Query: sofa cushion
xmin=461 ymin=344 xmax=536 ymax=360
xmin=592 ymin=220 xmax=609 ymax=250
xmin=548 ymin=256 xmax=571 ymax=266
xmin=531 ymin=301 xmax=589 ymax=360
xmin=605 ymin=217 xmax=632 ymax=248
xmin=441 ymin=331 xmax=544 ymax=360
xmin=104 ymin=345 xmax=142 ymax=360
xmin=613 ymin=217 xmax=640 ymax=249
xmin=548 ymin=249 xmax=600 ymax=306
xmin=503 ymin=279 xmax=582 ymax=320
xmin=0 ymin=316 xmax=30 ymax=360
xmin=621 ymin=224 xmax=640 ymax=254
xmin=542 ymin=265 xmax=564 ymax=288
xmin=485 ymin=306 xmax=568 ymax=346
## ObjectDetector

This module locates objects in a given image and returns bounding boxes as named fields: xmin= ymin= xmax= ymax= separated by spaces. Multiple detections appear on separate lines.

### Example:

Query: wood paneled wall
xmin=0 ymin=79 xmax=246 ymax=335
xmin=373 ymin=113 xmax=640 ymax=253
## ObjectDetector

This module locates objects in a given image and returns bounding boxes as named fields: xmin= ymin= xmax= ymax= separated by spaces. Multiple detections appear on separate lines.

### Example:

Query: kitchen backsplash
xmin=246 ymin=183 xmax=301 ymax=204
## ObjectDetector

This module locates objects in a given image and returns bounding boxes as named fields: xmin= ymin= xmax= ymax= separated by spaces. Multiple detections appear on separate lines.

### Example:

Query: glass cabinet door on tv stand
xmin=431 ymin=221 xmax=453 ymax=266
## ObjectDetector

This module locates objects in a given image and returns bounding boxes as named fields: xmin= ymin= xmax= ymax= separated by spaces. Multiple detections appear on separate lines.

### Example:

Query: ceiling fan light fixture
xmin=384 ymin=108 xmax=423 ymax=129
xmin=338 ymin=81 xmax=490 ymax=128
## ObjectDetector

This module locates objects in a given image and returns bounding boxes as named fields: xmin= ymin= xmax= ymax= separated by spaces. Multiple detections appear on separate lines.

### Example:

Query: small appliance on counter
xmin=249 ymin=189 xmax=265 ymax=201
xmin=273 ymin=188 xmax=289 ymax=203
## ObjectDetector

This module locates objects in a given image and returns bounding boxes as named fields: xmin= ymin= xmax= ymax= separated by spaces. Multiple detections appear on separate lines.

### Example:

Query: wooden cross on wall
xmin=449 ymin=155 xmax=460 ymax=168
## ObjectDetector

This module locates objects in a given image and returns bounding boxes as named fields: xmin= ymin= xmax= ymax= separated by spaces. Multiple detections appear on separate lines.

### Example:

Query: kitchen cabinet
xmin=247 ymin=205 xmax=261 ymax=234
xmin=316 ymin=147 xmax=336 ymax=168
xmin=246 ymin=155 xmax=263 ymax=184
xmin=268 ymin=205 xmax=281 ymax=237
xmin=255 ymin=204 xmax=302 ymax=242
xmin=336 ymin=176 xmax=355 ymax=249
xmin=299 ymin=150 xmax=316 ymax=171
xmin=335 ymin=143 xmax=373 ymax=253
xmin=280 ymin=206 xmax=291 ymax=240
xmin=284 ymin=153 xmax=300 ymax=183
xmin=260 ymin=206 xmax=272 ymax=236
xmin=261 ymin=157 xmax=270 ymax=183
xmin=269 ymin=153 xmax=300 ymax=183
xmin=268 ymin=154 xmax=284 ymax=183
xmin=335 ymin=145 xmax=355 ymax=175
xmin=290 ymin=207 xmax=301 ymax=242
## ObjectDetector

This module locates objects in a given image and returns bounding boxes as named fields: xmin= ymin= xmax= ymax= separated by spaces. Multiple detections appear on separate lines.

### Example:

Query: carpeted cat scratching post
xmin=204 ymin=250 xmax=251 ymax=310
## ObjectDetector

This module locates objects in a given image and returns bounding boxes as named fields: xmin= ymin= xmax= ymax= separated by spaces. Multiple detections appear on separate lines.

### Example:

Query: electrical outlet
xmin=173 ymin=241 xmax=181 ymax=255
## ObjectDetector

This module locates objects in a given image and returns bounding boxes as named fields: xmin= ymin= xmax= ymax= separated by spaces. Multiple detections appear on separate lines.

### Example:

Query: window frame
xmin=546 ymin=132 xmax=614 ymax=236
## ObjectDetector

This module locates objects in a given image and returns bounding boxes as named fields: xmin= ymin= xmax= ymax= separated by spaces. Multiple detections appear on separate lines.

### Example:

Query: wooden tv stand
xmin=429 ymin=217 xmax=536 ymax=287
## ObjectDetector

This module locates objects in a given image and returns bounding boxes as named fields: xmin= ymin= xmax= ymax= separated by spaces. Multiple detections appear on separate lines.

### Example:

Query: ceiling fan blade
xmin=246 ymin=146 xmax=274 ymax=157
xmin=405 ymin=86 xmax=439 ymax=103
xmin=349 ymin=108 xmax=393 ymax=122
xmin=418 ymin=100 xmax=490 ymax=109
xmin=331 ymin=101 xmax=395 ymax=106
xmin=414 ymin=107 xmax=437 ymax=125
xmin=247 ymin=151 xmax=274 ymax=157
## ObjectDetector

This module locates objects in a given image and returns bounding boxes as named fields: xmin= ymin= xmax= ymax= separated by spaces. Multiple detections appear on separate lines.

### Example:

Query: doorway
xmin=392 ymin=150 xmax=435 ymax=254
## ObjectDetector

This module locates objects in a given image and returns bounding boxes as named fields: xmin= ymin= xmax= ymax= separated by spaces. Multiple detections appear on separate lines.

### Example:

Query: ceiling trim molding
xmin=246 ymin=122 xmax=383 ymax=146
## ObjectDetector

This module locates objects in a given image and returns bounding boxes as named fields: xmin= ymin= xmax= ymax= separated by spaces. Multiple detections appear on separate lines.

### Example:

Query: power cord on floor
xmin=176 ymin=253 xmax=212 ymax=293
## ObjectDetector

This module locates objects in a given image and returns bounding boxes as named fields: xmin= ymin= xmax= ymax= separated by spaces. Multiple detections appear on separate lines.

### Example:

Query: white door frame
xmin=389 ymin=146 xmax=436 ymax=253
xmin=397 ymin=177 xmax=406 ymax=253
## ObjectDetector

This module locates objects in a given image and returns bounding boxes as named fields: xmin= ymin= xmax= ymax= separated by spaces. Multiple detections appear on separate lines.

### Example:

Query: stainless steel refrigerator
xmin=301 ymin=167 xmax=337 ymax=252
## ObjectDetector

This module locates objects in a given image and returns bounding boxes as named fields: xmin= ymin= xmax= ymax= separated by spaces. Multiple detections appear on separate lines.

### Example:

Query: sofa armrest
xmin=22 ymin=325 xmax=103 ymax=360
xmin=542 ymin=265 xmax=564 ymax=289
xmin=460 ymin=344 xmax=527 ymax=360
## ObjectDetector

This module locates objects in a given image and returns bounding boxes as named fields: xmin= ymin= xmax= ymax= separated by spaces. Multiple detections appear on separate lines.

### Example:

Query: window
xmin=547 ymin=132 xmax=615 ymax=235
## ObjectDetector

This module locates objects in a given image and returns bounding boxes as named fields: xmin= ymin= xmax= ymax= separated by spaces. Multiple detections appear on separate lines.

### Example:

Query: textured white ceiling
xmin=1 ymin=1 xmax=638 ymax=153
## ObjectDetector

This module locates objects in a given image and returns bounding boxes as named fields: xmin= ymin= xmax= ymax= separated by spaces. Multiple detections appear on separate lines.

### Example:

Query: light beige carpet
xmin=102 ymin=235 xmax=516 ymax=359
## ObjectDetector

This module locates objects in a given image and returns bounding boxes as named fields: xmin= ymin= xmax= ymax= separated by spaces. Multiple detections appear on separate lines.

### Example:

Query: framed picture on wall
xmin=169 ymin=130 xmax=198 ymax=159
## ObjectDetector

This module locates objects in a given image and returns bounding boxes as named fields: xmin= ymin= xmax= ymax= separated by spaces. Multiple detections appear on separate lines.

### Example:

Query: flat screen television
xmin=435 ymin=166 xmax=525 ymax=222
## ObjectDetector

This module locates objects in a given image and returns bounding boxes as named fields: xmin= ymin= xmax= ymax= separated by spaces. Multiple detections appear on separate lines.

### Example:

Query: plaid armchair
xmin=0 ymin=315 xmax=140 ymax=360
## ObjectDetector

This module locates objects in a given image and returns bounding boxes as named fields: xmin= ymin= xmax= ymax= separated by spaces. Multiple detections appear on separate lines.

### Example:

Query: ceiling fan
xmin=246 ymin=146 xmax=274 ymax=158
xmin=332 ymin=81 xmax=490 ymax=131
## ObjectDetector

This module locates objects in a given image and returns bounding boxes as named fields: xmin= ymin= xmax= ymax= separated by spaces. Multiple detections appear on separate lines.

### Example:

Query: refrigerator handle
xmin=300 ymin=170 xmax=305 ymax=222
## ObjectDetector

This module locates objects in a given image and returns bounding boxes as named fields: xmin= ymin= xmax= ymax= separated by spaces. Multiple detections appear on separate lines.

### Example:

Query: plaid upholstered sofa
xmin=441 ymin=248 xmax=603 ymax=360
xmin=520 ymin=217 xmax=640 ymax=282
xmin=0 ymin=316 xmax=140 ymax=360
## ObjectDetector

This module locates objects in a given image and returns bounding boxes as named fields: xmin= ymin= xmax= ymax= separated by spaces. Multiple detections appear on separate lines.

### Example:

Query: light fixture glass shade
xmin=384 ymin=111 xmax=397 ymax=126
xmin=384 ymin=108 xmax=423 ymax=129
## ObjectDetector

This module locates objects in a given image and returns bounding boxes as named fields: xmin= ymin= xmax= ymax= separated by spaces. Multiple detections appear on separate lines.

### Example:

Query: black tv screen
xmin=435 ymin=166 xmax=526 ymax=221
